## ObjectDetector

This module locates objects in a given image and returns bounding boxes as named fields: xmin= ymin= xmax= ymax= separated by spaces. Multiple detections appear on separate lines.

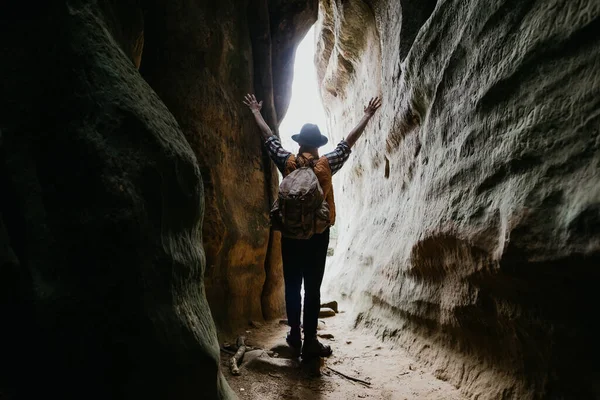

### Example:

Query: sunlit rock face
xmin=141 ymin=0 xmax=318 ymax=333
xmin=317 ymin=0 xmax=600 ymax=398
xmin=0 ymin=2 xmax=235 ymax=399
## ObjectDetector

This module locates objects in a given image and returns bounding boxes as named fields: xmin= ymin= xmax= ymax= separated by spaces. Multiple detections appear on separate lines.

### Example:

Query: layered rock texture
xmin=0 ymin=2 xmax=237 ymax=399
xmin=318 ymin=0 xmax=600 ymax=398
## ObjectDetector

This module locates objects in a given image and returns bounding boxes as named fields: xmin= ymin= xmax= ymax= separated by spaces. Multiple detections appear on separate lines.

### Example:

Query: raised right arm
xmin=345 ymin=97 xmax=382 ymax=148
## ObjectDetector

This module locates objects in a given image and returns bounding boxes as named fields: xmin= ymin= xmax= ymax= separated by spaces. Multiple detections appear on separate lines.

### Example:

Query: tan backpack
xmin=270 ymin=158 xmax=330 ymax=239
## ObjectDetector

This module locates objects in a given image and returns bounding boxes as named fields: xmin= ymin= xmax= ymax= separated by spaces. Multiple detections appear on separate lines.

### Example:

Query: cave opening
xmin=279 ymin=25 xmax=334 ymax=155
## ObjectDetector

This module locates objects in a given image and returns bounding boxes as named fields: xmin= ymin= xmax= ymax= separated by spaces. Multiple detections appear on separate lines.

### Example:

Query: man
xmin=244 ymin=93 xmax=381 ymax=361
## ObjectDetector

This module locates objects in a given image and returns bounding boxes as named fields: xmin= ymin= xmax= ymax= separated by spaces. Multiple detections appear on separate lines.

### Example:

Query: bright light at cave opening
xmin=279 ymin=26 xmax=335 ymax=154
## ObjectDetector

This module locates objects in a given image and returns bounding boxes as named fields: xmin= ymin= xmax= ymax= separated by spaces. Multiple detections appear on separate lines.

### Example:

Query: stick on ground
xmin=220 ymin=347 xmax=236 ymax=356
xmin=327 ymin=366 xmax=371 ymax=386
xmin=229 ymin=336 xmax=246 ymax=376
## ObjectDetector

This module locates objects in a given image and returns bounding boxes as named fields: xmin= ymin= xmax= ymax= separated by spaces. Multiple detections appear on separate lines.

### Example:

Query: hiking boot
xmin=286 ymin=329 xmax=302 ymax=354
xmin=301 ymin=336 xmax=332 ymax=360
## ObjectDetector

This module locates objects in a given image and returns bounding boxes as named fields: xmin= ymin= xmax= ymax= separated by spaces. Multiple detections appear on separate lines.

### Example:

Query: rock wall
xmin=140 ymin=0 xmax=318 ymax=332
xmin=318 ymin=0 xmax=600 ymax=398
xmin=0 ymin=2 xmax=235 ymax=399
xmin=0 ymin=0 xmax=320 ymax=396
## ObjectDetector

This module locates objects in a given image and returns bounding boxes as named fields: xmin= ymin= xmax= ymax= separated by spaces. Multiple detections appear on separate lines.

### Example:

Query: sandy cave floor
xmin=220 ymin=303 xmax=466 ymax=400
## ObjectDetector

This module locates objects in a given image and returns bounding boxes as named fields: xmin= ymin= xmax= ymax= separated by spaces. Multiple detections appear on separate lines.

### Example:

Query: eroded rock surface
xmin=318 ymin=0 xmax=600 ymax=398
xmin=0 ymin=3 xmax=233 ymax=399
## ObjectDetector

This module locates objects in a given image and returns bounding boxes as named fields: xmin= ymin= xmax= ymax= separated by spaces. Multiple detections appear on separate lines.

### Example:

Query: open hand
xmin=364 ymin=97 xmax=382 ymax=117
xmin=243 ymin=94 xmax=263 ymax=112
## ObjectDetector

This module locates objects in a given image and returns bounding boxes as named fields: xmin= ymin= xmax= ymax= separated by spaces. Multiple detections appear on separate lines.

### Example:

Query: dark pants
xmin=281 ymin=229 xmax=330 ymax=338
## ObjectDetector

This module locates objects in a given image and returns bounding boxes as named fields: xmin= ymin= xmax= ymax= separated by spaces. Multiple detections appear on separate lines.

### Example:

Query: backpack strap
xmin=296 ymin=153 xmax=317 ymax=169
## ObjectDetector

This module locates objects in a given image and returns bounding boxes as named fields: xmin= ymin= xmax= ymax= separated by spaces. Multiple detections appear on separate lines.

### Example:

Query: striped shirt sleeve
xmin=324 ymin=140 xmax=352 ymax=175
xmin=264 ymin=136 xmax=291 ymax=174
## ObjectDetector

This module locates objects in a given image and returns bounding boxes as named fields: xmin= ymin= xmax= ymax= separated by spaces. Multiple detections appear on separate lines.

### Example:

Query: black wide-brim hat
xmin=291 ymin=123 xmax=328 ymax=148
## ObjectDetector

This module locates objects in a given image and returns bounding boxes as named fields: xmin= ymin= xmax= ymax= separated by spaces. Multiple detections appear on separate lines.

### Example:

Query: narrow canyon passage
xmin=220 ymin=299 xmax=466 ymax=400
xmin=1 ymin=1 xmax=599 ymax=400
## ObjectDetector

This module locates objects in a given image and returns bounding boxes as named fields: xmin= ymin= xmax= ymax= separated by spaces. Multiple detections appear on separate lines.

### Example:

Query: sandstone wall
xmin=317 ymin=0 xmax=600 ymax=398
xmin=140 ymin=0 xmax=318 ymax=332
xmin=0 ymin=2 xmax=234 ymax=399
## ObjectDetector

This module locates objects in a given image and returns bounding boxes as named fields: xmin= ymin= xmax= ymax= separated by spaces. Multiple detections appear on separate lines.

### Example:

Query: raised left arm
xmin=244 ymin=94 xmax=274 ymax=141
xmin=243 ymin=93 xmax=290 ymax=173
